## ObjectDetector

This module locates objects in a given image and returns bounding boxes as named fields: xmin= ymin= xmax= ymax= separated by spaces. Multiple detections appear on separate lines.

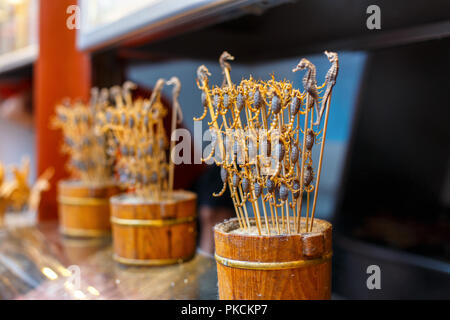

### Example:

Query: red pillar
xmin=34 ymin=0 xmax=91 ymax=220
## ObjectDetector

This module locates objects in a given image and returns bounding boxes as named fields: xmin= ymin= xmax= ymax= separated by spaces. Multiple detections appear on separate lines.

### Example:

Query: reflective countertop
xmin=0 ymin=222 xmax=218 ymax=300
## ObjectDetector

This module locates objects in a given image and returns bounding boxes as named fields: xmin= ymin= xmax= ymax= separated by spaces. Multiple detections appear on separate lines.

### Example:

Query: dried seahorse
xmin=292 ymin=58 xmax=319 ymax=120
xmin=314 ymin=51 xmax=339 ymax=125
xmin=219 ymin=51 xmax=234 ymax=88
xmin=122 ymin=81 xmax=137 ymax=107
xmin=194 ymin=65 xmax=212 ymax=121
xmin=146 ymin=79 xmax=166 ymax=112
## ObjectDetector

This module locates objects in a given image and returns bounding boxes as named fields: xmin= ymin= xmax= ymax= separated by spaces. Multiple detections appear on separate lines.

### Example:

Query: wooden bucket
xmin=214 ymin=217 xmax=332 ymax=300
xmin=110 ymin=190 xmax=197 ymax=266
xmin=58 ymin=180 xmax=122 ymax=238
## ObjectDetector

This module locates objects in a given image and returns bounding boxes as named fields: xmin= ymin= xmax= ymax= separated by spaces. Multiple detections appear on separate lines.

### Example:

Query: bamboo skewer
xmin=309 ymin=93 xmax=332 ymax=231
xmin=166 ymin=77 xmax=183 ymax=197
xmin=259 ymin=98 xmax=280 ymax=233
xmin=306 ymin=187 xmax=311 ymax=231
xmin=296 ymin=98 xmax=310 ymax=233
xmin=260 ymin=195 xmax=271 ymax=235
xmin=229 ymin=180 xmax=244 ymax=230
xmin=270 ymin=199 xmax=280 ymax=233
xmin=285 ymin=200 xmax=291 ymax=234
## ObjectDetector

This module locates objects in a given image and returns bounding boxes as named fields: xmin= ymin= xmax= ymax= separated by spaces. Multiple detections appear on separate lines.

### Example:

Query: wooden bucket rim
xmin=58 ymin=179 xmax=119 ymax=190
xmin=214 ymin=217 xmax=331 ymax=239
xmin=110 ymin=190 xmax=197 ymax=206
xmin=58 ymin=195 xmax=110 ymax=206
xmin=110 ymin=215 xmax=197 ymax=227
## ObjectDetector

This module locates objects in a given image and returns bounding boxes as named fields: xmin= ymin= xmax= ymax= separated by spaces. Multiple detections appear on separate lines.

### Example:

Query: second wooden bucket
xmin=110 ymin=190 xmax=197 ymax=266
xmin=214 ymin=217 xmax=332 ymax=300
xmin=58 ymin=180 xmax=122 ymax=238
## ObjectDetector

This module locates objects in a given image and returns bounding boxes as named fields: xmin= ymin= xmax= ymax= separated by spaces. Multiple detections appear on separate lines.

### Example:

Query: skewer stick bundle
xmin=100 ymin=79 xmax=183 ymax=200
xmin=52 ymin=90 xmax=121 ymax=237
xmin=194 ymin=51 xmax=339 ymax=236
xmin=100 ymin=79 xmax=197 ymax=266
xmin=197 ymin=51 xmax=339 ymax=300
xmin=52 ymin=94 xmax=115 ymax=184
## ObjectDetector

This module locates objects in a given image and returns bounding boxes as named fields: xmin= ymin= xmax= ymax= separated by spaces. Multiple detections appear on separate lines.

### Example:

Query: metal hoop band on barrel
xmin=60 ymin=227 xmax=111 ymax=238
xmin=110 ymin=215 xmax=196 ymax=227
xmin=215 ymin=252 xmax=332 ymax=271
xmin=113 ymin=254 xmax=194 ymax=266
xmin=58 ymin=196 xmax=110 ymax=206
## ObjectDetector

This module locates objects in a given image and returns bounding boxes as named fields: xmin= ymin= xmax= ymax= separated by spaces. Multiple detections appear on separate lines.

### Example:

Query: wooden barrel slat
xmin=214 ymin=217 xmax=332 ymax=300
xmin=111 ymin=190 xmax=197 ymax=266
xmin=0 ymin=202 xmax=7 ymax=228
xmin=58 ymin=180 xmax=121 ymax=238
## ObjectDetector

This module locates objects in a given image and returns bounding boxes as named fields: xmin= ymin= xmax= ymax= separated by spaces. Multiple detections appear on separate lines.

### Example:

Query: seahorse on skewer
xmin=90 ymin=87 xmax=99 ymax=108
xmin=146 ymin=79 xmax=166 ymax=112
xmin=314 ymin=51 xmax=339 ymax=126
xmin=194 ymin=65 xmax=212 ymax=121
xmin=122 ymin=81 xmax=137 ymax=107
xmin=219 ymin=51 xmax=234 ymax=88
xmin=99 ymin=88 xmax=109 ymax=105
xmin=292 ymin=58 xmax=319 ymax=122
xmin=166 ymin=76 xmax=184 ymax=194
xmin=166 ymin=77 xmax=183 ymax=126
xmin=110 ymin=85 xmax=124 ymax=109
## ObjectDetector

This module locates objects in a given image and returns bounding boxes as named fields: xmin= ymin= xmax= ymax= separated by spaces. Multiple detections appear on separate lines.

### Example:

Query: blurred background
xmin=0 ymin=0 xmax=449 ymax=299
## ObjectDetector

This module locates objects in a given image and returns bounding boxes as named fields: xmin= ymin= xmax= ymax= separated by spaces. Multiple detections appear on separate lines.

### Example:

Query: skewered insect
xmin=214 ymin=167 xmax=228 ymax=197
xmin=254 ymin=182 xmax=262 ymax=198
xmin=291 ymin=145 xmax=300 ymax=164
xmin=303 ymin=166 xmax=314 ymax=187
xmin=279 ymin=183 xmax=289 ymax=201
xmin=271 ymin=94 xmax=281 ymax=114
xmin=305 ymin=129 xmax=315 ymax=151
